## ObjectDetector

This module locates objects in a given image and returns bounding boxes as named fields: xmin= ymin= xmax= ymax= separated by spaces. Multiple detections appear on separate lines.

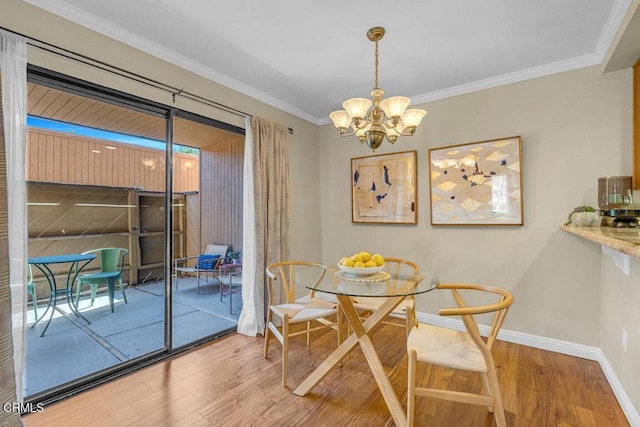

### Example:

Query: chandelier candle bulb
xmin=329 ymin=26 xmax=428 ymax=151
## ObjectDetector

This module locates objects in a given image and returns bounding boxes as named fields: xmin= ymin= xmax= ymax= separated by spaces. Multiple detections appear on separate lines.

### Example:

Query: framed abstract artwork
xmin=351 ymin=150 xmax=417 ymax=224
xmin=428 ymin=136 xmax=523 ymax=226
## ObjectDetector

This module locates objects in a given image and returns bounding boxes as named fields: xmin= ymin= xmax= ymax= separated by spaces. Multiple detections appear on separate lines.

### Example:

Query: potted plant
xmin=565 ymin=205 xmax=600 ymax=227
xmin=228 ymin=251 xmax=242 ymax=264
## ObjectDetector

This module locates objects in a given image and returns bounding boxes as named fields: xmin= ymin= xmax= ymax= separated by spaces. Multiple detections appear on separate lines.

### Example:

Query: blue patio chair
xmin=75 ymin=247 xmax=129 ymax=313
xmin=173 ymin=244 xmax=229 ymax=294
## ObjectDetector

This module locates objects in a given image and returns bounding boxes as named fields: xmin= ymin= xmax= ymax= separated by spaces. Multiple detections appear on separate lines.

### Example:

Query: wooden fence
xmin=27 ymin=128 xmax=198 ymax=192
xmin=28 ymin=182 xmax=191 ymax=294
xmin=25 ymin=127 xmax=245 ymax=299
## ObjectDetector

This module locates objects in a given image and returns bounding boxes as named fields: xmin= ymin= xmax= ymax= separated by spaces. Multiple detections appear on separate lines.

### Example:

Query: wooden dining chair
xmin=351 ymin=257 xmax=419 ymax=337
xmin=264 ymin=261 xmax=342 ymax=387
xmin=406 ymin=283 xmax=514 ymax=427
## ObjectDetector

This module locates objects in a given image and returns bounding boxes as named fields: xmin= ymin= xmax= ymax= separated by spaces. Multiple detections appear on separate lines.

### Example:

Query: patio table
xmin=28 ymin=253 xmax=96 ymax=337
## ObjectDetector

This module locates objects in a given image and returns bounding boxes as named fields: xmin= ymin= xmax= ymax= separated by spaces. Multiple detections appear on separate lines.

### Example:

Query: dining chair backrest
xmin=436 ymin=283 xmax=513 ymax=351
xmin=352 ymin=257 xmax=421 ymax=336
xmin=382 ymin=257 xmax=419 ymax=276
xmin=83 ymin=248 xmax=128 ymax=273
xmin=265 ymin=260 xmax=327 ymax=304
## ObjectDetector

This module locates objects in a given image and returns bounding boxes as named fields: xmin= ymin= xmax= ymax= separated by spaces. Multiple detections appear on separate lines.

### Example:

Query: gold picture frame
xmin=428 ymin=136 xmax=523 ymax=226
xmin=351 ymin=150 xmax=417 ymax=224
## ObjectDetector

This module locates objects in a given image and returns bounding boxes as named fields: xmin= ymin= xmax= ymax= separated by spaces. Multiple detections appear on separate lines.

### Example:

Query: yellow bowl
xmin=338 ymin=263 xmax=384 ymax=276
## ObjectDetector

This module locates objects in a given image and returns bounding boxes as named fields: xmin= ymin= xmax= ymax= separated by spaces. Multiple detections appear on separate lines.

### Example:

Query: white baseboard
xmin=416 ymin=312 xmax=640 ymax=427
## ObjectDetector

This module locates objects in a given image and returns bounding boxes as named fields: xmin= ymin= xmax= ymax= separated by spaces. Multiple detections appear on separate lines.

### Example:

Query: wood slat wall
xmin=27 ymin=183 xmax=189 ymax=291
xmin=200 ymin=138 xmax=244 ymax=253
xmin=28 ymin=82 xmax=233 ymax=150
xmin=26 ymin=128 xmax=199 ymax=193
xmin=28 ymin=182 xmax=133 ymax=290
xmin=184 ymin=193 xmax=200 ymax=259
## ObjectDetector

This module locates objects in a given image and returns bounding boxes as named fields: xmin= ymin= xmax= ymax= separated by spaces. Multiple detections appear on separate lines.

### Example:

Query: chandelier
xmin=329 ymin=27 xmax=427 ymax=151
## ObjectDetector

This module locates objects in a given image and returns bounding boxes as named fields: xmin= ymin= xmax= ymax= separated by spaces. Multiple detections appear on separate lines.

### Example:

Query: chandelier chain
xmin=374 ymin=39 xmax=379 ymax=89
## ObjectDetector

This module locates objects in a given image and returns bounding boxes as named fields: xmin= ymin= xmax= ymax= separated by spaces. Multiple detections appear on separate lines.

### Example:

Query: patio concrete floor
xmin=24 ymin=276 xmax=242 ymax=397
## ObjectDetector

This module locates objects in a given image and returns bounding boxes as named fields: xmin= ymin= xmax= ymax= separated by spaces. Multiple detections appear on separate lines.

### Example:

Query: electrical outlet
xmin=622 ymin=329 xmax=628 ymax=352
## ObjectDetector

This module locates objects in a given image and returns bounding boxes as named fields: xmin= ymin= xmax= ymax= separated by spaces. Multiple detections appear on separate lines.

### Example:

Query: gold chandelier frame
xmin=329 ymin=27 xmax=427 ymax=151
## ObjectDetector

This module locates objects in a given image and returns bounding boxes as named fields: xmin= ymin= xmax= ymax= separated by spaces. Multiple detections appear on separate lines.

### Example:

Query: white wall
xmin=602 ymin=253 xmax=640 ymax=416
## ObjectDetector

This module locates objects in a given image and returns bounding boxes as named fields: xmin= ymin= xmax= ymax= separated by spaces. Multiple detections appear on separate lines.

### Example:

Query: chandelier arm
xmin=396 ymin=131 xmax=417 ymax=137
xmin=384 ymin=123 xmax=416 ymax=137
xmin=338 ymin=128 xmax=360 ymax=137
xmin=382 ymin=120 xmax=397 ymax=130
xmin=353 ymin=119 xmax=372 ymax=131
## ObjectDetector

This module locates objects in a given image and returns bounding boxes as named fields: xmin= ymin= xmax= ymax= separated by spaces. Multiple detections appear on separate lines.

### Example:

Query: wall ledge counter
xmin=560 ymin=224 xmax=640 ymax=258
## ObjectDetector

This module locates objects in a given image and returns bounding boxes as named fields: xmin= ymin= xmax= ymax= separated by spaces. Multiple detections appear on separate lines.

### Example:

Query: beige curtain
xmin=237 ymin=116 xmax=290 ymax=336
xmin=0 ymin=72 xmax=22 ymax=426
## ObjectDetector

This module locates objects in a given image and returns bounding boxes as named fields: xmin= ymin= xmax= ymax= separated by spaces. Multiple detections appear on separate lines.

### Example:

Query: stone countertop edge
xmin=560 ymin=224 xmax=640 ymax=258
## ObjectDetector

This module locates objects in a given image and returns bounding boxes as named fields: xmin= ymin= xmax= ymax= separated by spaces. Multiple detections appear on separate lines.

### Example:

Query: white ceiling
xmin=26 ymin=0 xmax=632 ymax=125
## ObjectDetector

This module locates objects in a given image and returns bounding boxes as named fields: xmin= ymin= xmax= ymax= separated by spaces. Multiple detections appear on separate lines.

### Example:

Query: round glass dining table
xmin=292 ymin=265 xmax=439 ymax=427
xmin=298 ymin=266 xmax=439 ymax=298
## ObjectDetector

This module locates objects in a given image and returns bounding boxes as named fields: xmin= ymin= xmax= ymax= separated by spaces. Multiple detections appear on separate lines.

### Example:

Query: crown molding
xmin=317 ymin=53 xmax=601 ymax=126
xmin=411 ymin=53 xmax=600 ymax=106
xmin=23 ymin=0 xmax=320 ymax=125
xmin=24 ymin=0 xmax=631 ymax=128
xmin=596 ymin=0 xmax=634 ymax=63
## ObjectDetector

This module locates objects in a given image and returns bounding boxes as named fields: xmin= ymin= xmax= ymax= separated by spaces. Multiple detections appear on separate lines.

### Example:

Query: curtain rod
xmin=0 ymin=25 xmax=253 ymax=121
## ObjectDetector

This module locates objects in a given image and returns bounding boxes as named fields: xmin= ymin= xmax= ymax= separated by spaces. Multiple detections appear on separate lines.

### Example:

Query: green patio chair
xmin=75 ymin=247 xmax=129 ymax=313
xmin=27 ymin=264 xmax=42 ymax=323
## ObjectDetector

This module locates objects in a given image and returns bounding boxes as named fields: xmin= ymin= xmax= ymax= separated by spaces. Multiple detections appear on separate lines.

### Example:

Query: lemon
xmin=351 ymin=253 xmax=364 ymax=263
xmin=360 ymin=251 xmax=371 ymax=263
xmin=354 ymin=261 xmax=366 ymax=268
xmin=371 ymin=254 xmax=384 ymax=266
xmin=340 ymin=257 xmax=354 ymax=267
xmin=364 ymin=260 xmax=377 ymax=268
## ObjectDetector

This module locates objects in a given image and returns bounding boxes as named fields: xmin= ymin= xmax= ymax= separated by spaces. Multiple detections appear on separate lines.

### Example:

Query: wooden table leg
xmin=293 ymin=295 xmax=408 ymax=427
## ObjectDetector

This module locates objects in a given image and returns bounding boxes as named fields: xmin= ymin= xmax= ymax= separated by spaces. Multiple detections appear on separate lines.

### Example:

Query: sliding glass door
xmin=170 ymin=113 xmax=244 ymax=349
xmin=24 ymin=67 xmax=244 ymax=404
xmin=24 ymin=75 xmax=169 ymax=399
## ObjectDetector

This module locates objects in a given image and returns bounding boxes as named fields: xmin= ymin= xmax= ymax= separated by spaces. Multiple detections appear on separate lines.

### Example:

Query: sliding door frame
xmin=25 ymin=65 xmax=244 ymax=406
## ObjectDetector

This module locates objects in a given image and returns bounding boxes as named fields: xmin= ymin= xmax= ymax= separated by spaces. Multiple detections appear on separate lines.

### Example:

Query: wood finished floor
xmin=22 ymin=324 xmax=629 ymax=426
